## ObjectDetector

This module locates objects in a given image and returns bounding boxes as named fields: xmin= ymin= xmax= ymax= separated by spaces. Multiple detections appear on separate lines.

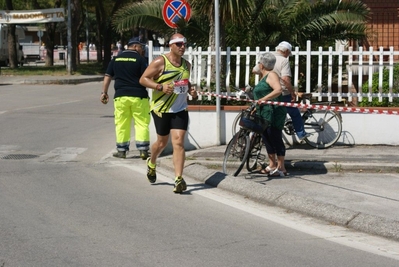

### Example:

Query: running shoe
xmin=146 ymin=158 xmax=156 ymax=183
xmin=173 ymin=176 xmax=187 ymax=193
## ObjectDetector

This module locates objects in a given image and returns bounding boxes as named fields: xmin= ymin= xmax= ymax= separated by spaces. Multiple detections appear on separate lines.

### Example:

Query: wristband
xmin=156 ymin=84 xmax=163 ymax=91
xmin=101 ymin=92 xmax=107 ymax=95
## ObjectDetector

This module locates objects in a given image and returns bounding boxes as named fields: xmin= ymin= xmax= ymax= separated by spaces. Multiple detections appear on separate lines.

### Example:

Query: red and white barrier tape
xmin=199 ymin=92 xmax=399 ymax=115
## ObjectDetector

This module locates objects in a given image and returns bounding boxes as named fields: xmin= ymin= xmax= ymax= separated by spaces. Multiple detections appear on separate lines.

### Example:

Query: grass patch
xmin=204 ymin=164 xmax=220 ymax=170
xmin=0 ymin=62 xmax=104 ymax=76
xmin=333 ymin=162 xmax=343 ymax=172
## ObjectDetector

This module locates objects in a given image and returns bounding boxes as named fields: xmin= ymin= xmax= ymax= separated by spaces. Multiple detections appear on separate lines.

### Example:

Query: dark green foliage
xmin=360 ymin=64 xmax=399 ymax=107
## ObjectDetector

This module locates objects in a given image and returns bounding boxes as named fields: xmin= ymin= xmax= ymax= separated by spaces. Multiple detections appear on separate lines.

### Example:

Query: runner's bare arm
xmin=139 ymin=56 xmax=165 ymax=90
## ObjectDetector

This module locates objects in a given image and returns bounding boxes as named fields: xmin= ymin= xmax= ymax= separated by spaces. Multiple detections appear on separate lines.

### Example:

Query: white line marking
xmin=0 ymin=145 xmax=19 ymax=153
xmin=40 ymin=147 xmax=87 ymax=162
xmin=0 ymin=100 xmax=82 ymax=114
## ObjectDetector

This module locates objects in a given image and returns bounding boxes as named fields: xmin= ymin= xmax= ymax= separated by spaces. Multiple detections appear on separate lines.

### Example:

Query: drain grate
xmin=0 ymin=154 xmax=39 ymax=160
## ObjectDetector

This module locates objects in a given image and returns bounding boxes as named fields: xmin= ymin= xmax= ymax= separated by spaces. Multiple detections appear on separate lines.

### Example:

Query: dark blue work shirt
xmin=105 ymin=50 xmax=148 ymax=99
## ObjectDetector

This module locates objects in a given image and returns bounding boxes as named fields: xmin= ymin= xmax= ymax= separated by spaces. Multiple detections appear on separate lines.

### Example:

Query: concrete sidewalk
xmin=156 ymin=144 xmax=399 ymax=242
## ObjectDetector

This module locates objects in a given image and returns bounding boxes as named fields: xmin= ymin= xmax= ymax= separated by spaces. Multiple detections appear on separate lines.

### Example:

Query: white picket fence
xmin=147 ymin=40 xmax=399 ymax=104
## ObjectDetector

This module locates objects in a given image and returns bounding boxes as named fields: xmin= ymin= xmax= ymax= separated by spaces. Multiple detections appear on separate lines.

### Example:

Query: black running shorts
xmin=151 ymin=110 xmax=189 ymax=136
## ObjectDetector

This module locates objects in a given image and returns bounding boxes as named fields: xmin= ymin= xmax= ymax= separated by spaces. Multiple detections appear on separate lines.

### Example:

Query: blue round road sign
xmin=162 ymin=0 xmax=191 ymax=28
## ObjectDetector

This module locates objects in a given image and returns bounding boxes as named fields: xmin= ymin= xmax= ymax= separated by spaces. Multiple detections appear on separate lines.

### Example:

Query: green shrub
xmin=360 ymin=64 xmax=399 ymax=107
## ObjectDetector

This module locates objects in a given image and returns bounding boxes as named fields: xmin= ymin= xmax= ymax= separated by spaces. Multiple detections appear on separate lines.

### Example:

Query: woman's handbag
xmin=238 ymin=108 xmax=269 ymax=134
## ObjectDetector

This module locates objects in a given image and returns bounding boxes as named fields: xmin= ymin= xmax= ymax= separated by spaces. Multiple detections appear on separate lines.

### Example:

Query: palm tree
xmin=113 ymin=0 xmax=370 ymax=51
xmin=225 ymin=0 xmax=370 ymax=49
xmin=112 ymin=0 xmax=370 ymax=86
xmin=112 ymin=0 xmax=254 ymax=83
xmin=189 ymin=0 xmax=254 ymax=50
xmin=112 ymin=0 xmax=254 ymax=49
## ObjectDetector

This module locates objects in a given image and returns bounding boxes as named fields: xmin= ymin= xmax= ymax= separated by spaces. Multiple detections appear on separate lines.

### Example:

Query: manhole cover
xmin=0 ymin=154 xmax=39 ymax=160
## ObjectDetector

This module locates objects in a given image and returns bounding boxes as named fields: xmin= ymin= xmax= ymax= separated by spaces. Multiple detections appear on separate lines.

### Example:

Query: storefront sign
xmin=0 ymin=8 xmax=65 ymax=24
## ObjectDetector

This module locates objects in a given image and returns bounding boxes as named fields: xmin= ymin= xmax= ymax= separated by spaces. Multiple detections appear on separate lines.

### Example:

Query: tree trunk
xmin=5 ymin=0 xmax=17 ymax=68
xmin=97 ymin=0 xmax=127 ymax=71
xmin=7 ymin=25 xmax=17 ymax=68
xmin=95 ymin=6 xmax=103 ymax=63
xmin=44 ymin=24 xmax=56 ymax=66
xmin=43 ymin=0 xmax=62 ymax=67
xmin=71 ymin=0 xmax=82 ymax=72
xmin=76 ymin=6 xmax=85 ymax=65
xmin=102 ymin=23 xmax=113 ymax=70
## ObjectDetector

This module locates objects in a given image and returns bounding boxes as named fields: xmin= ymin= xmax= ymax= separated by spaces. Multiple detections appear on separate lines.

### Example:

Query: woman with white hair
xmin=253 ymin=52 xmax=288 ymax=177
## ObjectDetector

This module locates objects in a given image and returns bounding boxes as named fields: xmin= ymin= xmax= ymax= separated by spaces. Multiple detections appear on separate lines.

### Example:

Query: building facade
xmin=362 ymin=0 xmax=399 ymax=51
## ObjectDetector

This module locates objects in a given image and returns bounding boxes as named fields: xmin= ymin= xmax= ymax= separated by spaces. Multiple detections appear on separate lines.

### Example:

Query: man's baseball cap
xmin=127 ymin=37 xmax=145 ymax=46
xmin=278 ymin=41 xmax=292 ymax=56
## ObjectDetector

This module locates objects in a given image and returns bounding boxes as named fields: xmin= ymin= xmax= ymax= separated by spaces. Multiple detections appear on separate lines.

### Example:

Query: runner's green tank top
xmin=151 ymin=55 xmax=190 ymax=114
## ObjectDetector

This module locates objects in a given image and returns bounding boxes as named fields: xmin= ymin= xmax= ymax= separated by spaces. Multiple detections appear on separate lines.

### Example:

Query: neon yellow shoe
xmin=173 ymin=176 xmax=187 ymax=193
xmin=146 ymin=158 xmax=156 ymax=183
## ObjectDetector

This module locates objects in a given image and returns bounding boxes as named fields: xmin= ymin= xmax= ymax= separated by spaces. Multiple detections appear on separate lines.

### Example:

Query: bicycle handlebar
xmin=231 ymin=85 xmax=254 ymax=100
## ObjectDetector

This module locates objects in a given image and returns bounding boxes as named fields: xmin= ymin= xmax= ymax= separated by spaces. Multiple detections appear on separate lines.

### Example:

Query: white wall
xmin=151 ymin=110 xmax=399 ymax=154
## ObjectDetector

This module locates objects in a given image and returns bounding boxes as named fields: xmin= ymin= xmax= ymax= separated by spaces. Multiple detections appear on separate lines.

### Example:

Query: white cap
xmin=277 ymin=41 xmax=292 ymax=56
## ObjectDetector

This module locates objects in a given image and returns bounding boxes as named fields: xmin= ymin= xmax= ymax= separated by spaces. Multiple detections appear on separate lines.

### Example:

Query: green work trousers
xmin=114 ymin=96 xmax=150 ymax=152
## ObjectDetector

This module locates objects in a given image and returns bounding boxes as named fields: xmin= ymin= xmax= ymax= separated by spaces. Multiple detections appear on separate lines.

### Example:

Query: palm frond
xmin=112 ymin=1 xmax=170 ymax=33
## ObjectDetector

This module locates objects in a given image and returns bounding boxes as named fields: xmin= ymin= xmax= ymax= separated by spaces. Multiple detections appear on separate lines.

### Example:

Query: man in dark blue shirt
xmin=101 ymin=37 xmax=150 ymax=159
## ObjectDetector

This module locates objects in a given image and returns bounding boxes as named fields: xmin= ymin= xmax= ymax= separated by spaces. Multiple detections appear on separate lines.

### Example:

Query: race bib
xmin=173 ymin=79 xmax=189 ymax=94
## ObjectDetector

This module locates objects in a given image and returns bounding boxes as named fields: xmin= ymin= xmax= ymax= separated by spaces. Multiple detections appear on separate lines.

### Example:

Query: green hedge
xmin=360 ymin=64 xmax=399 ymax=107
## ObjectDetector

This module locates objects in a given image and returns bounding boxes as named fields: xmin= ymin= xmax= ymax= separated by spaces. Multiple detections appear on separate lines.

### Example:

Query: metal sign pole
xmin=215 ymin=0 xmax=221 ymax=145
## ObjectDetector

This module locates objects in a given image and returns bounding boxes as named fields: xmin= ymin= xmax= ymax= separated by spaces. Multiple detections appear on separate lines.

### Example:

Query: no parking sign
xmin=162 ymin=0 xmax=191 ymax=28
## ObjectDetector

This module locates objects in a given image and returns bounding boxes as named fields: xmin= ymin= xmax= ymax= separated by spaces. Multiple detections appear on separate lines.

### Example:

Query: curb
xmin=21 ymin=77 xmax=104 ymax=84
xmin=188 ymin=159 xmax=399 ymax=173
xmin=157 ymin=159 xmax=399 ymax=242
xmin=0 ymin=76 xmax=104 ymax=85
xmin=22 ymin=77 xmax=104 ymax=85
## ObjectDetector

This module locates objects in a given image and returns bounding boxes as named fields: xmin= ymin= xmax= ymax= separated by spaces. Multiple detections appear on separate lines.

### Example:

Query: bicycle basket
xmin=239 ymin=110 xmax=268 ymax=134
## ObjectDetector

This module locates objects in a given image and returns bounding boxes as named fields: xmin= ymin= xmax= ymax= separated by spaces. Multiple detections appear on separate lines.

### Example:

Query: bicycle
xmin=283 ymin=93 xmax=343 ymax=149
xmin=223 ymin=102 xmax=267 ymax=176
xmin=231 ymin=86 xmax=254 ymax=136
xmin=231 ymin=93 xmax=343 ymax=149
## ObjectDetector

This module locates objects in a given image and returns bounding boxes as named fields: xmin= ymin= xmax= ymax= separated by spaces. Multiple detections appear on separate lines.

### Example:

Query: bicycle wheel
xmin=231 ymin=112 xmax=242 ymax=136
xmin=304 ymin=110 xmax=342 ymax=149
xmin=223 ymin=129 xmax=250 ymax=176
xmin=283 ymin=118 xmax=295 ymax=136
xmin=246 ymin=132 xmax=265 ymax=172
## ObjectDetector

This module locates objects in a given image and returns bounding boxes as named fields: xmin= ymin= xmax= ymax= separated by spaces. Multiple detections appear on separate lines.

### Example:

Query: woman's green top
xmin=253 ymin=75 xmax=287 ymax=130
